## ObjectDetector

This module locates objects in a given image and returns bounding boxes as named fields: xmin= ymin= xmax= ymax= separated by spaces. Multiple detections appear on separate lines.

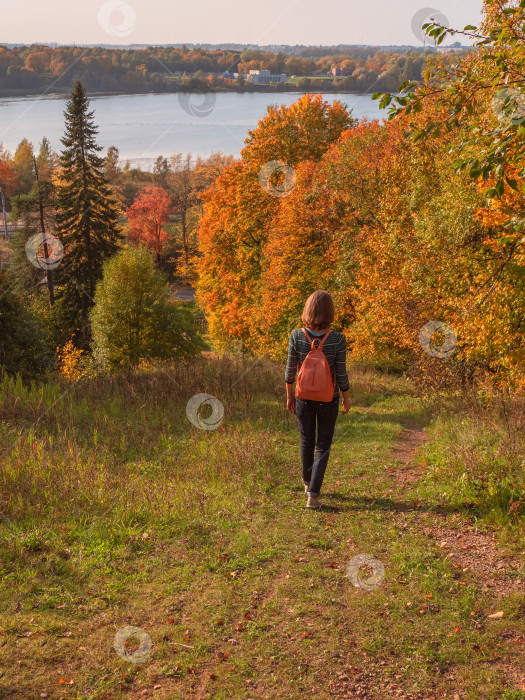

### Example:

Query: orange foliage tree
xmin=126 ymin=186 xmax=170 ymax=260
xmin=0 ymin=161 xmax=19 ymax=197
xmin=195 ymin=5 xmax=525 ymax=390
xmin=196 ymin=94 xmax=354 ymax=352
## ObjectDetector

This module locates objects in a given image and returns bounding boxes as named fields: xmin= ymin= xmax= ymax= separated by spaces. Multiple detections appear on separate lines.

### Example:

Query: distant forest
xmin=0 ymin=44 xmax=469 ymax=97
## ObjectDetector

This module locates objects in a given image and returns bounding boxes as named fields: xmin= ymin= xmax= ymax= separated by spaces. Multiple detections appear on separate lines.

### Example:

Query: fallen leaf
xmin=488 ymin=611 xmax=504 ymax=619
xmin=167 ymin=617 xmax=175 ymax=624
xmin=58 ymin=678 xmax=73 ymax=685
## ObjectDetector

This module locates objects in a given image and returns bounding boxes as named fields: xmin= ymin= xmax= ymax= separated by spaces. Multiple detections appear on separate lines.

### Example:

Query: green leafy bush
xmin=90 ymin=244 xmax=202 ymax=370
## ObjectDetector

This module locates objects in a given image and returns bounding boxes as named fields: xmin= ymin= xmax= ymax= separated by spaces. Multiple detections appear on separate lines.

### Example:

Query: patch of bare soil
xmin=337 ymin=665 xmax=440 ymax=699
xmin=388 ymin=422 xmax=427 ymax=485
xmin=421 ymin=518 xmax=525 ymax=597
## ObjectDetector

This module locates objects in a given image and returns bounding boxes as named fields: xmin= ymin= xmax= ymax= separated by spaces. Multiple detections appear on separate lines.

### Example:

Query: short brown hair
xmin=301 ymin=290 xmax=335 ymax=331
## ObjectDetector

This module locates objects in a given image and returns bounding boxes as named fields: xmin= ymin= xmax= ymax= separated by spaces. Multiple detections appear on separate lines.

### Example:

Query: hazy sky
xmin=1 ymin=0 xmax=483 ymax=47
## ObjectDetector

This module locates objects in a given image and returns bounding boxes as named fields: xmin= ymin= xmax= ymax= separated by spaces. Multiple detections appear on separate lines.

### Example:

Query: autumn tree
xmin=242 ymin=93 xmax=354 ymax=167
xmin=197 ymin=66 xmax=524 ymax=388
xmin=0 ymin=161 xmax=19 ymax=198
xmin=126 ymin=186 xmax=170 ymax=261
xmin=104 ymin=145 xmax=122 ymax=186
xmin=153 ymin=156 xmax=170 ymax=188
xmin=373 ymin=0 xmax=525 ymax=387
xmin=196 ymin=94 xmax=354 ymax=352
xmin=13 ymin=138 xmax=35 ymax=194
xmin=168 ymin=154 xmax=197 ymax=267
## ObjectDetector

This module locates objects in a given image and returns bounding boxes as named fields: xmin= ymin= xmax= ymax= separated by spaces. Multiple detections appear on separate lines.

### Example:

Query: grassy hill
xmin=1 ymin=356 xmax=524 ymax=699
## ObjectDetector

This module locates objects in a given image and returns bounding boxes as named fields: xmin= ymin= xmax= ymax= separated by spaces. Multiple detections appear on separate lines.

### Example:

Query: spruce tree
xmin=56 ymin=81 xmax=123 ymax=348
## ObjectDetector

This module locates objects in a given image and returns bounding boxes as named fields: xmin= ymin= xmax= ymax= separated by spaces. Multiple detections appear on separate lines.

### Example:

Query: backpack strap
xmin=301 ymin=328 xmax=317 ymax=349
xmin=301 ymin=328 xmax=332 ymax=350
xmin=318 ymin=330 xmax=332 ymax=349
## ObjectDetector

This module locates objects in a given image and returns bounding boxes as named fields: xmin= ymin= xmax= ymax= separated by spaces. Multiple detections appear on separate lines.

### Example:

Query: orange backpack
xmin=295 ymin=329 xmax=336 ymax=402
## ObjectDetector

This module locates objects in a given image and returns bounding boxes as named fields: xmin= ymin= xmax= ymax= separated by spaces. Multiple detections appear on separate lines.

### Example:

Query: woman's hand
xmin=341 ymin=391 xmax=351 ymax=415
xmin=285 ymin=383 xmax=296 ymax=413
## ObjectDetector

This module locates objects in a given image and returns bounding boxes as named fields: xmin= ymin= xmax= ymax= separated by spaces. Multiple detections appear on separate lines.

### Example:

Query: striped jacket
xmin=285 ymin=328 xmax=350 ymax=398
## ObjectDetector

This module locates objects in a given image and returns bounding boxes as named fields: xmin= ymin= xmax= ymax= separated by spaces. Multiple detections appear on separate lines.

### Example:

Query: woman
xmin=285 ymin=290 xmax=350 ymax=509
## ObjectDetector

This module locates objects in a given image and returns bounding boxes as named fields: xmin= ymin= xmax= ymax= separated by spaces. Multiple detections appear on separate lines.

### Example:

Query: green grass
xmin=0 ymin=356 xmax=524 ymax=699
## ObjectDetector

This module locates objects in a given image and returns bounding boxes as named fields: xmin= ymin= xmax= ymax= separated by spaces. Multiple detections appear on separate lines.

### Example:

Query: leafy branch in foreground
xmin=373 ymin=0 xmax=525 ymax=200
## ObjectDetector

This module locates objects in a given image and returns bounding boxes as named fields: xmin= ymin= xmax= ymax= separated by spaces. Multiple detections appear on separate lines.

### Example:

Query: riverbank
xmin=0 ymin=85 xmax=380 ymax=100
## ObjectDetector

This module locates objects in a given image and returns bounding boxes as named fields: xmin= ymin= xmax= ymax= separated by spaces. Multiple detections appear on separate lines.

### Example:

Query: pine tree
xmin=55 ymin=81 xmax=123 ymax=348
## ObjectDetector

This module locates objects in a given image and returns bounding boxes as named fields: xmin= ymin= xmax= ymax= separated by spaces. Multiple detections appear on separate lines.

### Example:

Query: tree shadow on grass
xmin=335 ymin=409 xmax=432 ymax=433
xmin=319 ymin=493 xmax=480 ymax=518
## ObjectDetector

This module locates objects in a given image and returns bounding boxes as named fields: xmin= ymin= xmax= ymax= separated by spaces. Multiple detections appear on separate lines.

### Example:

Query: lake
xmin=0 ymin=91 xmax=384 ymax=168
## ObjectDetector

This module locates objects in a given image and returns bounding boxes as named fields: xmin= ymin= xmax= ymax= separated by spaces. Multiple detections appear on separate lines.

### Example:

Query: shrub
xmin=90 ymin=244 xmax=202 ymax=370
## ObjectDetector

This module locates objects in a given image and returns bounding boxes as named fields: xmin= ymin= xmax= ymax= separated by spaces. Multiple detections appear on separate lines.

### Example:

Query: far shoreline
xmin=0 ymin=86 xmax=382 ymax=101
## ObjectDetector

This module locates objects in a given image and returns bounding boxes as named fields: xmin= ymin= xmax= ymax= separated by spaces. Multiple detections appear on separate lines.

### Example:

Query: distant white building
xmin=248 ymin=69 xmax=287 ymax=84
xmin=435 ymin=42 xmax=466 ymax=54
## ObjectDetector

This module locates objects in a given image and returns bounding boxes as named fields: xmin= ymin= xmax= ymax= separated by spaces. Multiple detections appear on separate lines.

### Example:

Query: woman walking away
xmin=285 ymin=291 xmax=350 ymax=509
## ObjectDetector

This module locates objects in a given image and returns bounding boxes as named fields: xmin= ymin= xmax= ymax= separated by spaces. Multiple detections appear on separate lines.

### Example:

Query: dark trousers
xmin=295 ymin=396 xmax=339 ymax=496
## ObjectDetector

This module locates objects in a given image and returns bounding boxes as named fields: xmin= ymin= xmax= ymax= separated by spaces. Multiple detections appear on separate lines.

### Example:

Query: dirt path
xmin=350 ymin=413 xmax=525 ymax=699
xmin=418 ymin=517 xmax=525 ymax=598
xmin=388 ymin=421 xmax=427 ymax=486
